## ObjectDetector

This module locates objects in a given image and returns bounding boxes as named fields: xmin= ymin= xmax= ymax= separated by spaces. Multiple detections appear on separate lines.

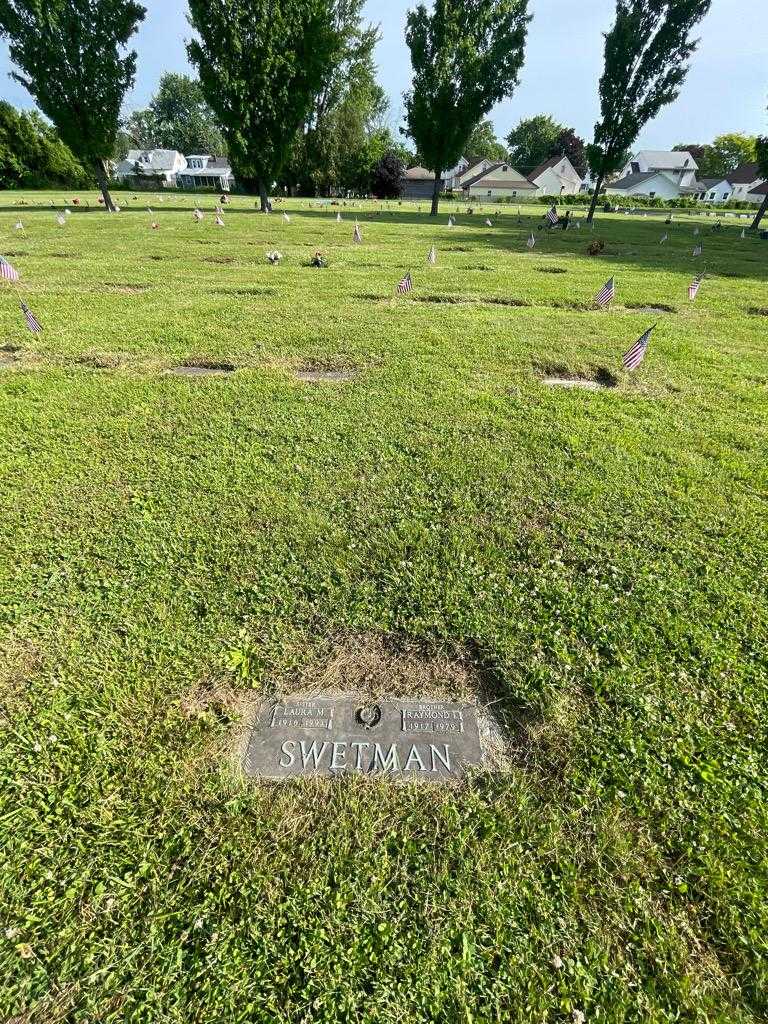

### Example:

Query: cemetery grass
xmin=0 ymin=192 xmax=766 ymax=1023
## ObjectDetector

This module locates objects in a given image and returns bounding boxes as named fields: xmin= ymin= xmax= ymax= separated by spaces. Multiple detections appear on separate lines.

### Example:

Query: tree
xmin=372 ymin=151 xmax=405 ymax=198
xmin=505 ymin=114 xmax=563 ymax=172
xmin=548 ymin=127 xmax=587 ymax=178
xmin=750 ymin=132 xmax=768 ymax=231
xmin=283 ymin=4 xmax=388 ymax=197
xmin=585 ymin=0 xmax=712 ymax=223
xmin=188 ymin=0 xmax=343 ymax=210
xmin=0 ymin=0 xmax=146 ymax=211
xmin=0 ymin=101 xmax=90 ymax=188
xmin=711 ymin=133 xmax=757 ymax=175
xmin=404 ymin=0 xmax=531 ymax=216
xmin=119 ymin=75 xmax=227 ymax=157
xmin=466 ymin=119 xmax=507 ymax=161
xmin=673 ymin=142 xmax=719 ymax=177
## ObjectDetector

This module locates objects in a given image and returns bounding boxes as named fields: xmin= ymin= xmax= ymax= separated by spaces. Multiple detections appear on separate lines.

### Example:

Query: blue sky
xmin=1 ymin=0 xmax=765 ymax=149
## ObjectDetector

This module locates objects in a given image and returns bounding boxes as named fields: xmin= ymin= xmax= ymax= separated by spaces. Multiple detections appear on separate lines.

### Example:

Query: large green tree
xmin=586 ymin=0 xmax=712 ymax=223
xmin=121 ymin=73 xmax=226 ymax=157
xmin=548 ymin=127 xmax=587 ymax=178
xmin=750 ymin=132 xmax=768 ymax=230
xmin=0 ymin=0 xmax=146 ymax=211
xmin=283 ymin=3 xmax=388 ymax=197
xmin=188 ymin=0 xmax=342 ymax=210
xmin=0 ymin=101 xmax=90 ymax=188
xmin=466 ymin=119 xmax=508 ymax=161
xmin=505 ymin=114 xmax=563 ymax=172
xmin=404 ymin=0 xmax=531 ymax=216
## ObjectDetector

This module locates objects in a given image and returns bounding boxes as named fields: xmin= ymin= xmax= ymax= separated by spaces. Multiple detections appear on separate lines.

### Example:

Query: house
xmin=402 ymin=165 xmax=443 ymax=200
xmin=176 ymin=155 xmax=234 ymax=191
xmin=605 ymin=170 xmax=684 ymax=200
xmin=527 ymin=154 xmax=582 ymax=196
xmin=694 ymin=177 xmax=733 ymax=203
xmin=728 ymin=163 xmax=766 ymax=202
xmin=115 ymin=149 xmax=187 ymax=187
xmin=462 ymin=162 xmax=538 ymax=200
xmin=456 ymin=157 xmax=498 ymax=188
xmin=444 ymin=157 xmax=470 ymax=191
xmin=619 ymin=151 xmax=699 ymax=189
xmin=746 ymin=180 xmax=768 ymax=206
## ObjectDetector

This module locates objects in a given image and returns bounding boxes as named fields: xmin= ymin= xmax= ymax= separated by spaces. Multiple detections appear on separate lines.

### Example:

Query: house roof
xmin=404 ymin=165 xmax=439 ymax=180
xmin=467 ymin=175 xmax=537 ymax=191
xmin=748 ymin=180 xmax=768 ymax=196
xmin=527 ymin=155 xmax=561 ymax=181
xmin=699 ymin=177 xmax=730 ymax=188
xmin=527 ymin=154 xmax=582 ymax=185
xmin=728 ymin=163 xmax=761 ymax=184
xmin=461 ymin=163 xmax=504 ymax=188
xmin=636 ymin=150 xmax=698 ymax=171
xmin=609 ymin=170 xmax=669 ymax=191
xmin=125 ymin=149 xmax=184 ymax=172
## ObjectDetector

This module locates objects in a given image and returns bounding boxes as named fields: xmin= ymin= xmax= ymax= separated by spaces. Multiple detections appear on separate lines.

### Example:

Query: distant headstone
xmin=244 ymin=697 xmax=483 ymax=781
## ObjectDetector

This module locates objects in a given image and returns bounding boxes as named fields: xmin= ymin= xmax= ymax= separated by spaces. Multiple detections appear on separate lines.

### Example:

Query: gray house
xmin=176 ymin=155 xmax=235 ymax=191
xmin=402 ymin=165 xmax=444 ymax=200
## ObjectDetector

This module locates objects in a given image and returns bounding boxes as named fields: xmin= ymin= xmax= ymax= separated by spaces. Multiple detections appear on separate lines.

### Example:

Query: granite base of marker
xmin=244 ymin=696 xmax=484 ymax=782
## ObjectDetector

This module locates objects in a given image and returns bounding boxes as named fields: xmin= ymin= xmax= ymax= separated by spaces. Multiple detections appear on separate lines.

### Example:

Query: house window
xmin=512 ymin=191 xmax=516 ymax=196
xmin=649 ymin=191 xmax=656 ymax=198
xmin=631 ymin=162 xmax=640 ymax=174
xmin=723 ymin=192 xmax=730 ymax=200
xmin=487 ymin=190 xmax=492 ymax=196
xmin=709 ymin=192 xmax=716 ymax=200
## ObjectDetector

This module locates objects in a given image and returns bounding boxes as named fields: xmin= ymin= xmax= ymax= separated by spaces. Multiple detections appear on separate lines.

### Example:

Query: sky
xmin=0 ymin=0 xmax=765 ymax=151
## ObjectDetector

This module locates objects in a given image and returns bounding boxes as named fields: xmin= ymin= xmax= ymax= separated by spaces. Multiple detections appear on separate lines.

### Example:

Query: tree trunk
xmin=586 ymin=168 xmax=605 ymax=223
xmin=750 ymin=192 xmax=768 ymax=231
xmin=258 ymin=178 xmax=269 ymax=212
xmin=94 ymin=159 xmax=116 ymax=212
xmin=430 ymin=171 xmax=441 ymax=217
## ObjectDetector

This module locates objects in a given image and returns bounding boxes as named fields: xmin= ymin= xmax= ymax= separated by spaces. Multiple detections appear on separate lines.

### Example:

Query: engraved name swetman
xmin=244 ymin=697 xmax=482 ymax=780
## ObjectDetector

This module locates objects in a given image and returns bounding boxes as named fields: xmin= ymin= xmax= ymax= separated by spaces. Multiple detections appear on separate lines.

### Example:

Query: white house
xmin=462 ymin=162 xmax=538 ymax=200
xmin=527 ymin=154 xmax=582 ymax=196
xmin=444 ymin=157 xmax=470 ymax=191
xmin=619 ymin=151 xmax=699 ymax=189
xmin=728 ymin=163 xmax=766 ymax=202
xmin=746 ymin=180 xmax=768 ymax=206
xmin=457 ymin=157 xmax=498 ymax=188
xmin=605 ymin=170 xmax=684 ymax=200
xmin=695 ymin=177 xmax=733 ymax=203
xmin=176 ymin=155 xmax=234 ymax=191
xmin=115 ymin=149 xmax=187 ymax=186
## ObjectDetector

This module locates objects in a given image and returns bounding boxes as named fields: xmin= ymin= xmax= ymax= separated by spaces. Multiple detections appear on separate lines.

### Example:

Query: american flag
xmin=485 ymin=218 xmax=493 ymax=227
xmin=623 ymin=325 xmax=655 ymax=371
xmin=693 ymin=244 xmax=702 ymax=257
xmin=546 ymin=206 xmax=558 ymax=226
xmin=193 ymin=208 xmax=203 ymax=221
xmin=595 ymin=277 xmax=615 ymax=308
xmin=0 ymin=255 xmax=20 ymax=282
xmin=336 ymin=212 xmax=342 ymax=223
xmin=353 ymin=222 xmax=362 ymax=243
xmin=56 ymin=214 xmax=66 ymax=226
xmin=283 ymin=212 xmax=291 ymax=223
xmin=741 ymin=228 xmax=746 ymax=239
xmin=396 ymin=271 xmax=413 ymax=295
xmin=688 ymin=275 xmax=702 ymax=301
xmin=660 ymin=233 xmax=668 ymax=245
xmin=14 ymin=220 xmax=24 ymax=233
xmin=151 ymin=221 xmax=159 ymax=230
xmin=447 ymin=216 xmax=454 ymax=227
xmin=20 ymin=300 xmax=42 ymax=333
xmin=427 ymin=245 xmax=436 ymax=265
xmin=215 ymin=215 xmax=225 ymax=226
xmin=526 ymin=233 xmax=536 ymax=250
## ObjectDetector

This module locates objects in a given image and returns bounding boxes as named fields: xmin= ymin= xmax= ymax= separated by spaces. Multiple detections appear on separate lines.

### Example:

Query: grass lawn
xmin=0 ymin=191 xmax=766 ymax=1023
